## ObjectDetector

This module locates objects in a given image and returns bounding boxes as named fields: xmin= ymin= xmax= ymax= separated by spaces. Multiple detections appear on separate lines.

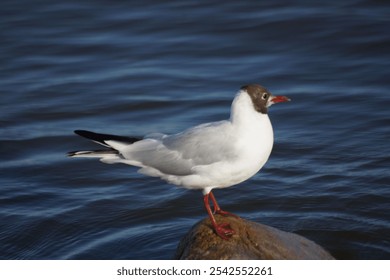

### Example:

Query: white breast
xmin=225 ymin=90 xmax=274 ymax=186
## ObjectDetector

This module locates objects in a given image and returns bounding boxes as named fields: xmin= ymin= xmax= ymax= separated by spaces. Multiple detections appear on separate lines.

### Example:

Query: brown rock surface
xmin=175 ymin=215 xmax=334 ymax=260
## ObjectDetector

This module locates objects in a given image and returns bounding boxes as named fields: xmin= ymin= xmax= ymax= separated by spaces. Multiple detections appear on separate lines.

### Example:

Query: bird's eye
xmin=262 ymin=93 xmax=268 ymax=100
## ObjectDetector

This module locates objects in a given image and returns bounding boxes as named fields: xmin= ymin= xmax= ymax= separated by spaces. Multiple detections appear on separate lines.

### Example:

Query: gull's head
xmin=241 ymin=84 xmax=290 ymax=114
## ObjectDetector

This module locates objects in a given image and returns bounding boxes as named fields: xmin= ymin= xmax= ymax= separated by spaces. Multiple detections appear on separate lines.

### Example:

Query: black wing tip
xmin=73 ymin=129 xmax=142 ymax=144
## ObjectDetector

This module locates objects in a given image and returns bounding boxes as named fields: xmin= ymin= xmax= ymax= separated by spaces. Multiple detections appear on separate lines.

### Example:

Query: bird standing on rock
xmin=68 ymin=84 xmax=290 ymax=239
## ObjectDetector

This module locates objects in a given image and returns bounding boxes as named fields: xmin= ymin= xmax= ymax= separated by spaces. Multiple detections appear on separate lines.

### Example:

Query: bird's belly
xmin=180 ymin=138 xmax=273 ymax=189
xmin=222 ymin=147 xmax=272 ymax=187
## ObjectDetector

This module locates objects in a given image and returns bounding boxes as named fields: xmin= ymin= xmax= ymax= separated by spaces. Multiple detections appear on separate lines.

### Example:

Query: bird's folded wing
xmin=119 ymin=120 xmax=239 ymax=176
xmin=163 ymin=120 xmax=239 ymax=164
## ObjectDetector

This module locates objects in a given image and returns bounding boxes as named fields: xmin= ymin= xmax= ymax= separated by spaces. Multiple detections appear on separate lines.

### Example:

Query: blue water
xmin=1 ymin=0 xmax=389 ymax=259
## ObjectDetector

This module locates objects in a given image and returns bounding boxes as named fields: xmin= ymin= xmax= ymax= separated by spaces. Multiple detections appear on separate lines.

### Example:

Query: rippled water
xmin=1 ymin=0 xmax=389 ymax=259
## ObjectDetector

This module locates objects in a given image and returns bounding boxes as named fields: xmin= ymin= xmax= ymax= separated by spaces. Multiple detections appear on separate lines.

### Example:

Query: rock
xmin=174 ymin=215 xmax=334 ymax=260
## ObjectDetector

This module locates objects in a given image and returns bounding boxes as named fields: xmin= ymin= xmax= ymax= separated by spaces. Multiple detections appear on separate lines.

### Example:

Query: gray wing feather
xmin=120 ymin=121 xmax=238 ymax=176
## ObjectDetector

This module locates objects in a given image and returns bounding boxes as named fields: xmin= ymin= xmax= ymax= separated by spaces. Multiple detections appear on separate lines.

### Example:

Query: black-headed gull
xmin=68 ymin=84 xmax=290 ymax=239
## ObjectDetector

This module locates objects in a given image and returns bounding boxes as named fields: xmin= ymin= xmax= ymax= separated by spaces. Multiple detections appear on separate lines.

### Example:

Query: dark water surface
xmin=1 ymin=0 xmax=389 ymax=259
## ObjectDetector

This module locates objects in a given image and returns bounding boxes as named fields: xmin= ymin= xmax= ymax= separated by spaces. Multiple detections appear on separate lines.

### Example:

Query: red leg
xmin=204 ymin=192 xmax=235 ymax=239
xmin=209 ymin=191 xmax=239 ymax=218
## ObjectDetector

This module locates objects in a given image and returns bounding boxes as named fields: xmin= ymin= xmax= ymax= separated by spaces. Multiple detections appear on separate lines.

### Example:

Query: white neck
xmin=230 ymin=90 xmax=270 ymax=127
xmin=228 ymin=89 xmax=275 ymax=182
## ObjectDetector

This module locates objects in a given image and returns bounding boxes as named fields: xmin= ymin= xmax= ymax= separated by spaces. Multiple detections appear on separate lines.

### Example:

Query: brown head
xmin=241 ymin=84 xmax=290 ymax=114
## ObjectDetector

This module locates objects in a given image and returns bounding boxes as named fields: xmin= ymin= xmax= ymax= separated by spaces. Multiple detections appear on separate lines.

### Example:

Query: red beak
xmin=271 ymin=95 xmax=290 ymax=103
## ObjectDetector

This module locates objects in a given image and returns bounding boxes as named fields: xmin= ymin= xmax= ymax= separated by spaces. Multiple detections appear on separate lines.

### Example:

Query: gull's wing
xmin=70 ymin=120 xmax=239 ymax=178
xmin=119 ymin=120 xmax=239 ymax=176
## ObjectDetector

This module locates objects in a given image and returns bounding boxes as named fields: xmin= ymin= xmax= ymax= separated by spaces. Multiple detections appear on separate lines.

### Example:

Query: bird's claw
xmin=214 ymin=223 xmax=235 ymax=239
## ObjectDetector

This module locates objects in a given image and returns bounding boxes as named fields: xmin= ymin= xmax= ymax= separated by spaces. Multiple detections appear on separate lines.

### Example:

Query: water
xmin=1 ymin=0 xmax=389 ymax=260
